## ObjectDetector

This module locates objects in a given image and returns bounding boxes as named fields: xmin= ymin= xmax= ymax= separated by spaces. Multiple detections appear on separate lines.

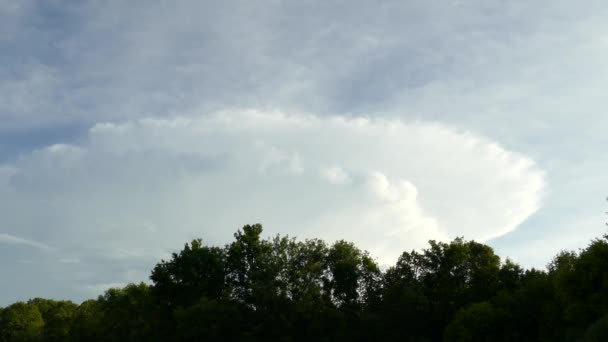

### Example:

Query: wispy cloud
xmin=0 ymin=233 xmax=53 ymax=251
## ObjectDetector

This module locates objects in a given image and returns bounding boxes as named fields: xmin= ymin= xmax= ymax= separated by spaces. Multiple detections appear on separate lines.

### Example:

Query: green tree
xmin=69 ymin=299 xmax=103 ymax=342
xmin=409 ymin=238 xmax=501 ymax=340
xmin=325 ymin=240 xmax=380 ymax=307
xmin=551 ymin=237 xmax=608 ymax=339
xmin=96 ymin=283 xmax=158 ymax=341
xmin=0 ymin=302 xmax=44 ymax=342
xmin=151 ymin=239 xmax=227 ymax=306
xmin=325 ymin=240 xmax=363 ymax=306
xmin=226 ymin=224 xmax=277 ymax=307
xmin=7 ymin=223 xmax=608 ymax=341
xmin=491 ymin=269 xmax=561 ymax=341
xmin=444 ymin=302 xmax=503 ymax=342
xmin=498 ymin=259 xmax=524 ymax=292
xmin=581 ymin=313 xmax=608 ymax=342
xmin=380 ymin=250 xmax=430 ymax=341
xmin=173 ymin=297 xmax=246 ymax=342
xmin=28 ymin=298 xmax=78 ymax=342
xmin=283 ymin=238 xmax=328 ymax=302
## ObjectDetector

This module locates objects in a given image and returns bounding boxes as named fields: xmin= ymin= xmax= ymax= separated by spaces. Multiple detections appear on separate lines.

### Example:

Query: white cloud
xmin=0 ymin=233 xmax=53 ymax=251
xmin=320 ymin=166 xmax=351 ymax=185
xmin=58 ymin=258 xmax=81 ymax=264
xmin=9 ymin=0 xmax=608 ymax=302
xmin=0 ymin=111 xmax=544 ymax=267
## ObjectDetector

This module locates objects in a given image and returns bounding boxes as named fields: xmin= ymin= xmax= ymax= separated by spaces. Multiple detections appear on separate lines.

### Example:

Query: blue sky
xmin=1 ymin=0 xmax=607 ymax=305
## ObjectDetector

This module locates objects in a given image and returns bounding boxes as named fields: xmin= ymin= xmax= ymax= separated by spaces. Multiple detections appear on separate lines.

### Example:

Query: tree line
xmin=2 ymin=223 xmax=608 ymax=341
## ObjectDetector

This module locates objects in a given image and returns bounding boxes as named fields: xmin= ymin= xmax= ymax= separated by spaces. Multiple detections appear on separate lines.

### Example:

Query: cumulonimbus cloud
xmin=0 ymin=110 xmax=545 ymax=270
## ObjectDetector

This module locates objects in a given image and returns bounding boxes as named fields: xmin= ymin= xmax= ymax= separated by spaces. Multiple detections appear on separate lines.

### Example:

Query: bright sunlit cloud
xmin=0 ymin=111 xmax=544 ymax=269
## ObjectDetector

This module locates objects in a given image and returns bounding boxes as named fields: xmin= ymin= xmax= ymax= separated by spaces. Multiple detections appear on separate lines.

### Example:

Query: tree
xmin=551 ymin=237 xmax=608 ymax=339
xmin=325 ymin=240 xmax=364 ymax=306
xmin=283 ymin=238 xmax=328 ymax=302
xmin=226 ymin=224 xmax=277 ymax=307
xmin=323 ymin=240 xmax=381 ymax=307
xmin=581 ymin=313 xmax=608 ymax=342
xmin=498 ymin=259 xmax=524 ymax=292
xmin=380 ymin=250 xmax=430 ymax=341
xmin=0 ymin=302 xmax=44 ymax=342
xmin=28 ymin=298 xmax=78 ymax=342
xmin=69 ymin=299 xmax=103 ymax=342
xmin=444 ymin=302 xmax=503 ymax=342
xmin=96 ymin=283 xmax=159 ymax=341
xmin=173 ymin=297 xmax=246 ymax=342
xmin=7 ymin=222 xmax=608 ymax=341
xmin=491 ymin=268 xmax=562 ymax=341
xmin=151 ymin=239 xmax=227 ymax=307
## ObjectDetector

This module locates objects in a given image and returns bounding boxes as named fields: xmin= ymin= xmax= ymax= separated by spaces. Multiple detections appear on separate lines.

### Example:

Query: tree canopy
xmin=2 ymin=223 xmax=608 ymax=341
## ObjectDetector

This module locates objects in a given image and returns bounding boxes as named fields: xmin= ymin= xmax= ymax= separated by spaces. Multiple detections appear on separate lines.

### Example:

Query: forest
xmin=2 ymin=223 xmax=608 ymax=341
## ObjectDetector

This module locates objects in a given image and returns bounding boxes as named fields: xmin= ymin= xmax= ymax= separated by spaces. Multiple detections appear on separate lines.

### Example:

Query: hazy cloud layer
xmin=2 ymin=0 xmax=608 ymax=130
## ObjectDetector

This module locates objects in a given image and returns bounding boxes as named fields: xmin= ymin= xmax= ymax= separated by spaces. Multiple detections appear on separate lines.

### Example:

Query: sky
xmin=1 ymin=0 xmax=607 ymax=305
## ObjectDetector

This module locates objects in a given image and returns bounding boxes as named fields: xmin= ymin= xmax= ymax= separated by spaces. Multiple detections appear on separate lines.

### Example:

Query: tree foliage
xmin=3 ymin=224 xmax=608 ymax=341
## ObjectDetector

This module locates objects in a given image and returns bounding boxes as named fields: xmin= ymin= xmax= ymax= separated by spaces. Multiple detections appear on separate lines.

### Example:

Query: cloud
xmin=58 ymin=258 xmax=81 ymax=264
xmin=0 ymin=233 xmax=53 ymax=251
xmin=3 ymin=0 xmax=608 ymax=133
xmin=6 ymin=0 xmax=608 ymax=302
xmin=320 ymin=166 xmax=352 ymax=185
xmin=0 ymin=111 xmax=544 ymax=271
